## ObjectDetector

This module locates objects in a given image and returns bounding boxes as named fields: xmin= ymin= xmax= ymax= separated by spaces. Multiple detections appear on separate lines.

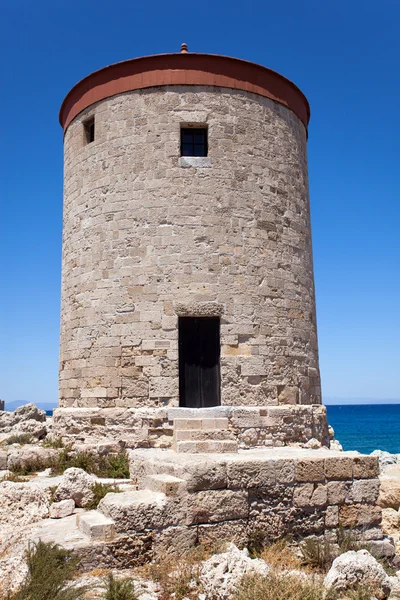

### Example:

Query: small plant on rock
xmin=86 ymin=482 xmax=122 ymax=510
xmin=12 ymin=540 xmax=86 ymax=600
xmin=6 ymin=433 xmax=32 ymax=445
xmin=102 ymin=573 xmax=138 ymax=600
xmin=42 ymin=437 xmax=65 ymax=449
xmin=3 ymin=472 xmax=28 ymax=483
xmin=300 ymin=536 xmax=335 ymax=571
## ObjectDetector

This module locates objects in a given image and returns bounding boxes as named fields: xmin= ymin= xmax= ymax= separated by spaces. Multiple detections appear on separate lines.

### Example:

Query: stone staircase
xmin=173 ymin=417 xmax=238 ymax=453
xmin=76 ymin=474 xmax=185 ymax=542
xmin=74 ymin=414 xmax=238 ymax=543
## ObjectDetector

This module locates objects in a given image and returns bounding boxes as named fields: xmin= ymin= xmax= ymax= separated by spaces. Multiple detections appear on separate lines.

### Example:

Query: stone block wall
xmin=52 ymin=404 xmax=329 ymax=448
xmin=60 ymin=85 xmax=321 ymax=411
xmin=124 ymin=449 xmax=384 ymax=550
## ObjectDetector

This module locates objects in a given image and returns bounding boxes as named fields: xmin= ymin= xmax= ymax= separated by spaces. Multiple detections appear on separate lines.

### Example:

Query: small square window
xmin=84 ymin=117 xmax=95 ymax=144
xmin=181 ymin=127 xmax=208 ymax=157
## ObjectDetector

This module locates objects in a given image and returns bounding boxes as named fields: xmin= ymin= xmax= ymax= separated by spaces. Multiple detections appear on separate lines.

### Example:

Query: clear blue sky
xmin=0 ymin=0 xmax=399 ymax=406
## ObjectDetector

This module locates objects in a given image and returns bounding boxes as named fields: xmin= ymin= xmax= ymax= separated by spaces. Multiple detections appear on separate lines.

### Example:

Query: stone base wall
xmin=129 ymin=449 xmax=383 ymax=544
xmin=136 ymin=449 xmax=385 ymax=549
xmin=81 ymin=448 xmax=387 ymax=566
xmin=52 ymin=404 xmax=329 ymax=448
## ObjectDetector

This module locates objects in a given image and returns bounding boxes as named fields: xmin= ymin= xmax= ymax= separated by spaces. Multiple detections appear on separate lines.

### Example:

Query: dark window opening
xmin=181 ymin=128 xmax=208 ymax=157
xmin=179 ymin=317 xmax=220 ymax=408
xmin=84 ymin=118 xmax=95 ymax=144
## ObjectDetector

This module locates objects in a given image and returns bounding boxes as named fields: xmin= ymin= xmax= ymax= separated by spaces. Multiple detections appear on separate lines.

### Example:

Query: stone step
xmin=143 ymin=473 xmax=186 ymax=495
xmin=77 ymin=510 xmax=116 ymax=541
xmin=97 ymin=489 xmax=172 ymax=532
xmin=174 ymin=417 xmax=229 ymax=431
xmin=174 ymin=429 xmax=235 ymax=442
xmin=175 ymin=440 xmax=238 ymax=454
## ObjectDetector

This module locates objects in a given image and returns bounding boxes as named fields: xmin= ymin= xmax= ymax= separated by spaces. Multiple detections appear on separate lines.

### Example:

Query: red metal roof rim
xmin=59 ymin=52 xmax=311 ymax=131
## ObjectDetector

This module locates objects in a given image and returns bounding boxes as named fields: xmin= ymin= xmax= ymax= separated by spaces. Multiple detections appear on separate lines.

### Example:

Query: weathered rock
xmin=372 ymin=450 xmax=399 ymax=473
xmin=98 ymin=490 xmax=184 ymax=532
xmin=13 ymin=403 xmax=46 ymax=423
xmin=7 ymin=446 xmax=58 ymax=472
xmin=324 ymin=549 xmax=392 ymax=599
xmin=0 ymin=404 xmax=48 ymax=440
xmin=15 ymin=419 xmax=47 ymax=439
xmin=54 ymin=467 xmax=96 ymax=507
xmin=381 ymin=509 xmax=400 ymax=534
xmin=330 ymin=439 xmax=343 ymax=451
xmin=379 ymin=472 xmax=400 ymax=510
xmin=0 ymin=470 xmax=12 ymax=482
xmin=0 ymin=481 xmax=49 ymax=526
xmin=304 ymin=438 xmax=322 ymax=449
xmin=186 ymin=490 xmax=248 ymax=525
xmin=49 ymin=498 xmax=75 ymax=519
xmin=389 ymin=576 xmax=400 ymax=600
xmin=368 ymin=538 xmax=396 ymax=559
xmin=199 ymin=543 xmax=269 ymax=600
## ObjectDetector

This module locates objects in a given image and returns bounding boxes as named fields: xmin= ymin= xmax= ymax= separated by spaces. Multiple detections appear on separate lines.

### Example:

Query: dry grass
xmin=235 ymin=570 xmax=378 ymax=600
xmin=139 ymin=543 xmax=220 ymax=600
xmin=234 ymin=570 xmax=324 ymax=600
xmin=259 ymin=538 xmax=302 ymax=571
xmin=300 ymin=536 xmax=336 ymax=572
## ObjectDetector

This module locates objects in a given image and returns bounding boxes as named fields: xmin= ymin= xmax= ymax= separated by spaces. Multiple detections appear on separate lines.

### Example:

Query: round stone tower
xmin=55 ymin=47 xmax=327 ymax=448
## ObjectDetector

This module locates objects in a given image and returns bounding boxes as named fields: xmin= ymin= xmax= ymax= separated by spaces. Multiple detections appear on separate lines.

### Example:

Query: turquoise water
xmin=327 ymin=404 xmax=400 ymax=454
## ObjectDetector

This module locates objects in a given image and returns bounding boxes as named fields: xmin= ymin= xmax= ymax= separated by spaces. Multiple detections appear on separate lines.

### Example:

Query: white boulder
xmin=304 ymin=438 xmax=322 ymax=449
xmin=372 ymin=450 xmax=399 ymax=473
xmin=0 ymin=481 xmax=49 ymax=526
xmin=199 ymin=543 xmax=269 ymax=599
xmin=330 ymin=439 xmax=343 ymax=451
xmin=0 ymin=403 xmax=48 ymax=440
xmin=49 ymin=498 xmax=75 ymax=519
xmin=324 ymin=549 xmax=392 ymax=599
xmin=54 ymin=467 xmax=96 ymax=507
xmin=13 ymin=403 xmax=46 ymax=423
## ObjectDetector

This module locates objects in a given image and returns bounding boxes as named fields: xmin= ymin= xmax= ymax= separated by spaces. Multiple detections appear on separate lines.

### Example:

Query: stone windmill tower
xmin=53 ymin=47 xmax=385 ymax=553
xmin=55 ymin=45 xmax=327 ymax=449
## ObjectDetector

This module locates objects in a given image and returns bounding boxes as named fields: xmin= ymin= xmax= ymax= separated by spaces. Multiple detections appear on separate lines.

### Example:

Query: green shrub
xmin=9 ymin=447 xmax=130 ymax=479
xmin=12 ymin=541 xmax=86 ymax=600
xmin=6 ymin=434 xmax=32 ymax=445
xmin=42 ymin=437 xmax=65 ymax=449
xmin=86 ymin=482 xmax=122 ymax=510
xmin=50 ymin=449 xmax=130 ymax=479
xmin=102 ymin=573 xmax=137 ymax=600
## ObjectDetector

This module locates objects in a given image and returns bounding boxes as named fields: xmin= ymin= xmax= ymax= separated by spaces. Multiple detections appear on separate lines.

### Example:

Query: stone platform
xmin=125 ymin=447 xmax=385 ymax=550
xmin=81 ymin=447 xmax=389 ymax=560
xmin=25 ymin=447 xmax=394 ymax=570
xmin=52 ymin=404 xmax=330 ymax=449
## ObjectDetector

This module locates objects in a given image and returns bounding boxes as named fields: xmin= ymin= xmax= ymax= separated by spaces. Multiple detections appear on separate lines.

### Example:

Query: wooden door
xmin=179 ymin=317 xmax=220 ymax=408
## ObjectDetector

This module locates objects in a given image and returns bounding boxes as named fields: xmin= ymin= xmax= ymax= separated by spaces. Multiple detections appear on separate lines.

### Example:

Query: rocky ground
xmin=1 ymin=404 xmax=400 ymax=599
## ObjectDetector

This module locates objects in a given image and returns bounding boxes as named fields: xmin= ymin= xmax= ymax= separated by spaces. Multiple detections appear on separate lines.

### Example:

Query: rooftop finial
xmin=180 ymin=43 xmax=188 ymax=53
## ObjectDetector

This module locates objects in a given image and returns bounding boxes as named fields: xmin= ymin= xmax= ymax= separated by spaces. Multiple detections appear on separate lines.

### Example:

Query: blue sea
xmin=327 ymin=404 xmax=400 ymax=454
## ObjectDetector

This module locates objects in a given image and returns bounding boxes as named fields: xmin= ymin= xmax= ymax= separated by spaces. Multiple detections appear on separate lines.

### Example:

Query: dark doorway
xmin=179 ymin=317 xmax=221 ymax=408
